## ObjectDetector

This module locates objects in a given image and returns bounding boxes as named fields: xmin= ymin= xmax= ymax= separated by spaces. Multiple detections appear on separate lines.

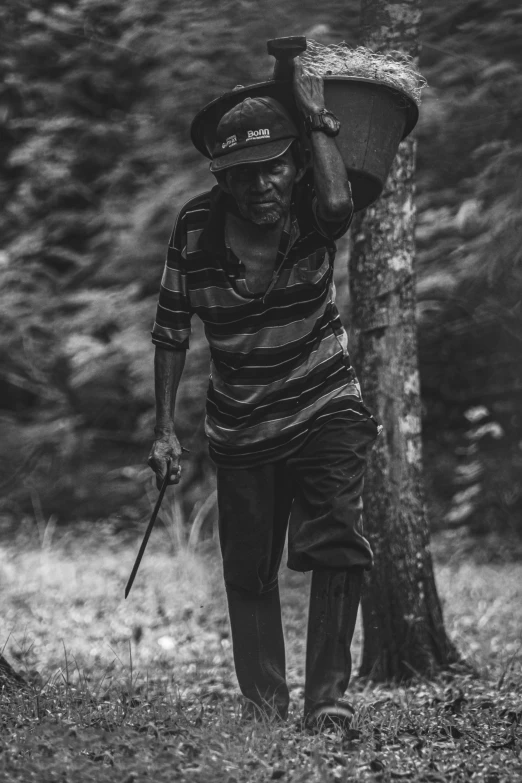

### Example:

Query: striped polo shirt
xmin=151 ymin=182 xmax=368 ymax=467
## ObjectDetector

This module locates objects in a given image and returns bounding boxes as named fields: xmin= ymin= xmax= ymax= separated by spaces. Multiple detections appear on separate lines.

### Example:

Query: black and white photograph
xmin=0 ymin=1 xmax=521 ymax=780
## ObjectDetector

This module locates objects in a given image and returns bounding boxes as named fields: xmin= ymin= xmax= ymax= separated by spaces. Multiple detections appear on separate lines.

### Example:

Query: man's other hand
xmin=148 ymin=430 xmax=183 ymax=489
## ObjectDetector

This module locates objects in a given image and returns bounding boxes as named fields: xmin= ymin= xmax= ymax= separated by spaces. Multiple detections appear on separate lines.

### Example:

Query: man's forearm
xmin=310 ymin=132 xmax=353 ymax=223
xmin=292 ymin=59 xmax=353 ymax=223
xmin=154 ymin=346 xmax=186 ymax=434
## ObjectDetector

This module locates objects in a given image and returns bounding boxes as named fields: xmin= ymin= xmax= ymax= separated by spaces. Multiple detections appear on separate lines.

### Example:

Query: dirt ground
xmin=0 ymin=517 xmax=521 ymax=782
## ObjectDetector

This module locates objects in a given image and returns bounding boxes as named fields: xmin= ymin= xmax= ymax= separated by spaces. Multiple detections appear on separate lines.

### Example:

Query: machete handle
xmin=267 ymin=36 xmax=307 ymax=81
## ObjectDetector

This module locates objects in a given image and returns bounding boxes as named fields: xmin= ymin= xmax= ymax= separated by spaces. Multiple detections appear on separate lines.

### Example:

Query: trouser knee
xmin=224 ymin=577 xmax=279 ymax=597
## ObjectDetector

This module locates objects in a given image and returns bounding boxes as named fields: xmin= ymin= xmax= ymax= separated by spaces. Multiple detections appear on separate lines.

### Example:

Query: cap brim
xmin=209 ymin=138 xmax=295 ymax=173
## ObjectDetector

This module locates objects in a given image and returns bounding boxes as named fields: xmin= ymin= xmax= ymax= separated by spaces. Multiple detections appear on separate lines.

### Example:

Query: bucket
xmin=190 ymin=76 xmax=417 ymax=212
xmin=323 ymin=76 xmax=418 ymax=210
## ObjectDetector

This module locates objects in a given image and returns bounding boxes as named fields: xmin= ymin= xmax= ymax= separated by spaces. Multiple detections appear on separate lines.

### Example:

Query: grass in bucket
xmin=0 ymin=508 xmax=521 ymax=782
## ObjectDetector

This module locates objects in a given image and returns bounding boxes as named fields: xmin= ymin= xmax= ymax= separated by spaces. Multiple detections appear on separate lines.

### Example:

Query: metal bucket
xmin=190 ymin=77 xmax=418 ymax=212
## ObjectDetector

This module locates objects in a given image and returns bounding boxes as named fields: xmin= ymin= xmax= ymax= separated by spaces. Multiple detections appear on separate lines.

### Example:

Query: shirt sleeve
xmin=151 ymin=210 xmax=193 ymax=351
xmin=311 ymin=179 xmax=354 ymax=240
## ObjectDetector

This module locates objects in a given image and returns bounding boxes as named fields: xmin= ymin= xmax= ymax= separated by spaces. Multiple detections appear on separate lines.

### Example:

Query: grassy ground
xmin=0 ymin=515 xmax=521 ymax=782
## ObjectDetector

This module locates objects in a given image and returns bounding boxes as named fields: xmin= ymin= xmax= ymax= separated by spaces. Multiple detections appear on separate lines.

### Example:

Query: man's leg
xmin=216 ymin=461 xmax=294 ymax=719
xmin=286 ymin=411 xmax=378 ymax=725
xmin=304 ymin=567 xmax=364 ymax=725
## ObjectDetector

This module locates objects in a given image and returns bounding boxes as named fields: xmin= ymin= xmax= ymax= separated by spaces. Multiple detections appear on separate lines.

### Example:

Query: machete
xmin=125 ymin=459 xmax=172 ymax=599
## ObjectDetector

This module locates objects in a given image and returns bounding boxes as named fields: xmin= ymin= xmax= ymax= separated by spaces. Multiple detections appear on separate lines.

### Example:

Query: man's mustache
xmin=247 ymin=195 xmax=284 ymax=207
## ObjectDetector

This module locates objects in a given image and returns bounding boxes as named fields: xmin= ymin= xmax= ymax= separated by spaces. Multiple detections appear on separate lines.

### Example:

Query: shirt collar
xmin=198 ymin=185 xmax=229 ymax=258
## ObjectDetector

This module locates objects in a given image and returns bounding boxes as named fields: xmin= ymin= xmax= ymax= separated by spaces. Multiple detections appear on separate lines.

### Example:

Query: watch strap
xmin=304 ymin=108 xmax=341 ymax=137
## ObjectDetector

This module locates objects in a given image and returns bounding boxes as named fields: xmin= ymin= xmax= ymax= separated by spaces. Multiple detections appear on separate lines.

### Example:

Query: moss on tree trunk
xmin=350 ymin=0 xmax=461 ymax=680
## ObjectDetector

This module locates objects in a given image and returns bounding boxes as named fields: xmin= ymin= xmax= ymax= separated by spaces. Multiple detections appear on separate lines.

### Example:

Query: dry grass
xmin=0 ymin=518 xmax=521 ymax=782
xmin=302 ymin=41 xmax=427 ymax=105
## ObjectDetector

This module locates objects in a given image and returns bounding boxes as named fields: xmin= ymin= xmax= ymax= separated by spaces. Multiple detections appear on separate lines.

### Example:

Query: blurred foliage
xmin=416 ymin=0 xmax=522 ymax=536
xmin=0 ymin=0 xmax=521 ymax=535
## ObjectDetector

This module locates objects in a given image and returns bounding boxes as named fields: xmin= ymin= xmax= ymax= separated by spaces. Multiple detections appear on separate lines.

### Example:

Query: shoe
xmin=303 ymin=568 xmax=363 ymax=725
xmin=304 ymin=699 xmax=355 ymax=731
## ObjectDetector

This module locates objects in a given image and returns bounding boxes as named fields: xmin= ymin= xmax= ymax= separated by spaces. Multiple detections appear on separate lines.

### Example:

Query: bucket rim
xmin=190 ymin=76 xmax=418 ymax=159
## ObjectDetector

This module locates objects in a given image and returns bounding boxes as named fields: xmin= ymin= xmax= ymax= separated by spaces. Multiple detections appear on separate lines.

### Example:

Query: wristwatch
xmin=304 ymin=108 xmax=341 ymax=137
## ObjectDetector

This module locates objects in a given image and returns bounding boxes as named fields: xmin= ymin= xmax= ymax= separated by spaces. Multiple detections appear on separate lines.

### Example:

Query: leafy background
xmin=1 ymin=0 xmax=521 ymax=544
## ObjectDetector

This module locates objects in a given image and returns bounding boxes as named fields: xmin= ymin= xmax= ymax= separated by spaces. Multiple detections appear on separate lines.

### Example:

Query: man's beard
xmin=239 ymin=199 xmax=287 ymax=226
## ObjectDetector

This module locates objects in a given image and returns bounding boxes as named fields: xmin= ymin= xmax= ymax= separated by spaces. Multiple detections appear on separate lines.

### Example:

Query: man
xmin=148 ymin=60 xmax=378 ymax=727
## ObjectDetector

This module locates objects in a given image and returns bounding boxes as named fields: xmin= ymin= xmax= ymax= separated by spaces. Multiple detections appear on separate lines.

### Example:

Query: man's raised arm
xmin=148 ymin=346 xmax=186 ymax=488
xmin=293 ymin=59 xmax=353 ymax=227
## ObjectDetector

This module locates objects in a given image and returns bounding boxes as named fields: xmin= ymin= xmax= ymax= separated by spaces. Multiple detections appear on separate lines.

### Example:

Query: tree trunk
xmin=349 ymin=0 xmax=461 ymax=680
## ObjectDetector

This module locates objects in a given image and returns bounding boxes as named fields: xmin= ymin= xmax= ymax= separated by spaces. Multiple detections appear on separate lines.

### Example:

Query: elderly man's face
xmin=224 ymin=149 xmax=303 ymax=226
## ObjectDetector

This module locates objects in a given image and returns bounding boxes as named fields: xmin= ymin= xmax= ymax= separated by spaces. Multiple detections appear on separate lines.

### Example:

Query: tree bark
xmin=350 ymin=0 xmax=461 ymax=680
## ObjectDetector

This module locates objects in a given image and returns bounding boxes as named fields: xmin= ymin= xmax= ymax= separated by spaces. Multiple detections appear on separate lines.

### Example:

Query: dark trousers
xmin=216 ymin=410 xmax=378 ymax=717
xmin=217 ymin=412 xmax=378 ymax=594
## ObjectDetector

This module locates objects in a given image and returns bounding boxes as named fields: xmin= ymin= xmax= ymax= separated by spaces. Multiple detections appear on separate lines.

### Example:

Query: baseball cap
xmin=209 ymin=96 xmax=299 ymax=173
